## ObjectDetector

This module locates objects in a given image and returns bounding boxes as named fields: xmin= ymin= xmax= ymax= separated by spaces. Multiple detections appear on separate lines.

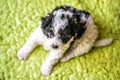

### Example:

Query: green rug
xmin=0 ymin=0 xmax=120 ymax=80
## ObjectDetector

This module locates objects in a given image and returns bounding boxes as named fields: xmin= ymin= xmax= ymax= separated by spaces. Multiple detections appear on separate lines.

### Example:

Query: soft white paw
xmin=40 ymin=63 xmax=53 ymax=76
xmin=17 ymin=48 xmax=29 ymax=60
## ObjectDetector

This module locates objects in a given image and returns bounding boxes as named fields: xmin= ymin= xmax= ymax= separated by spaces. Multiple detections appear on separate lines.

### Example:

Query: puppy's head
xmin=41 ymin=5 xmax=90 ymax=50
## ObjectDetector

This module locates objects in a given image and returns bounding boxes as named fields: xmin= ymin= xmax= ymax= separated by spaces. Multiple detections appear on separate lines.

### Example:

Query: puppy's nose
xmin=51 ymin=45 xmax=59 ymax=49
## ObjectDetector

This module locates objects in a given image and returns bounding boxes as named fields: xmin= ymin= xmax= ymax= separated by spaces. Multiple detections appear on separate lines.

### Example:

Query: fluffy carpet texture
xmin=0 ymin=0 xmax=120 ymax=80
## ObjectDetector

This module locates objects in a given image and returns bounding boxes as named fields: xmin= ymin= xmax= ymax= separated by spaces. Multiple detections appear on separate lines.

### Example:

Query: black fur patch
xmin=58 ymin=24 xmax=72 ymax=43
xmin=41 ymin=13 xmax=55 ymax=38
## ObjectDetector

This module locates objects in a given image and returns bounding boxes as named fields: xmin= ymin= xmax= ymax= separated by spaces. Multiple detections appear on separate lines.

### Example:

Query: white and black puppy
xmin=17 ymin=5 xmax=113 ymax=76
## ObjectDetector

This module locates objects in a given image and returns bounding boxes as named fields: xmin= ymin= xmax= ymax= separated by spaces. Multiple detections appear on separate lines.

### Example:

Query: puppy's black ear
xmin=69 ymin=10 xmax=90 ymax=38
xmin=41 ymin=13 xmax=53 ymax=29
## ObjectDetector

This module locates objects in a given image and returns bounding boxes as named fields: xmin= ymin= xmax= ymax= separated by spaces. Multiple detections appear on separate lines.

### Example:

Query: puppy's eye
xmin=61 ymin=14 xmax=65 ymax=19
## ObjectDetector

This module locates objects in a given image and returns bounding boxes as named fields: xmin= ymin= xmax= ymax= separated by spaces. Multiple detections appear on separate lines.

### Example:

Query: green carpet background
xmin=0 ymin=0 xmax=120 ymax=80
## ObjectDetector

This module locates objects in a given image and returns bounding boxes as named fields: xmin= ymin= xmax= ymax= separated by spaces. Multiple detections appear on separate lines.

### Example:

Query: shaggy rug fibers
xmin=0 ymin=0 xmax=120 ymax=80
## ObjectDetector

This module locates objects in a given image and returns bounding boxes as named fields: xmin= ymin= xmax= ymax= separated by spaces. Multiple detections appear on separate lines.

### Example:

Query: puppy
xmin=17 ymin=5 xmax=113 ymax=76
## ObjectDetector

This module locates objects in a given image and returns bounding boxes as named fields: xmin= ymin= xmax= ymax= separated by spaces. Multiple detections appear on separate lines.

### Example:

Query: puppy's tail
xmin=94 ymin=38 xmax=113 ymax=47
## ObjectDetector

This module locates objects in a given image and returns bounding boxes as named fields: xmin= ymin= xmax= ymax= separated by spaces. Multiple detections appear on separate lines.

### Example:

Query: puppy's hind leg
xmin=17 ymin=27 xmax=44 ymax=60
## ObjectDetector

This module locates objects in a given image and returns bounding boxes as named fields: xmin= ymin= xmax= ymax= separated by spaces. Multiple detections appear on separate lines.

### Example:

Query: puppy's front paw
xmin=40 ymin=63 xmax=53 ymax=76
xmin=17 ymin=48 xmax=29 ymax=60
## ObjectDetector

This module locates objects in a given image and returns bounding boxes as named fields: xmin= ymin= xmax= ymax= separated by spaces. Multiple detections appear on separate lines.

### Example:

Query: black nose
xmin=52 ymin=45 xmax=59 ymax=49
